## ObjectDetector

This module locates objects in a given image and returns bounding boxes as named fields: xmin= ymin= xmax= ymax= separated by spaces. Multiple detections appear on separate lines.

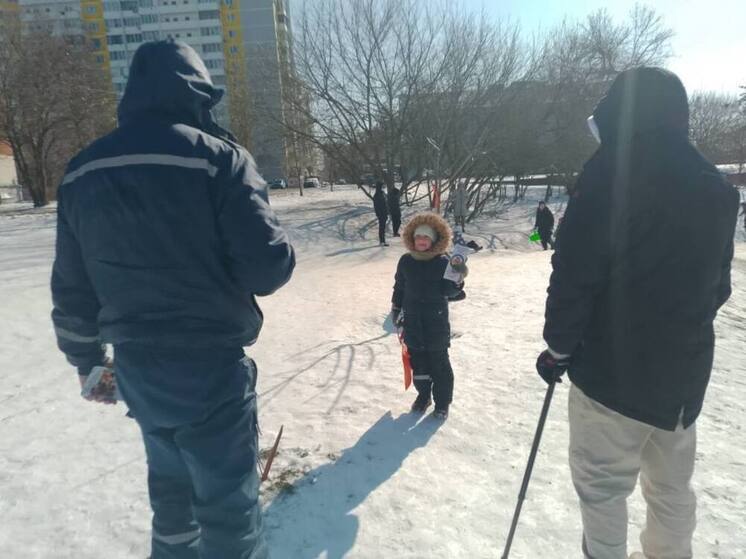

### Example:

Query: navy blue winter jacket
xmin=51 ymin=41 xmax=295 ymax=374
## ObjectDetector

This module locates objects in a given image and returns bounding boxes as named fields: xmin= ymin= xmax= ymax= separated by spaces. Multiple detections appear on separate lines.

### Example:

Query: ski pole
xmin=501 ymin=380 xmax=557 ymax=559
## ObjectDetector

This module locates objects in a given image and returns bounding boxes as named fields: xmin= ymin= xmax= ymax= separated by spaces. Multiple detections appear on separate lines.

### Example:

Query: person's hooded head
xmin=590 ymin=67 xmax=689 ymax=148
xmin=118 ymin=40 xmax=235 ymax=142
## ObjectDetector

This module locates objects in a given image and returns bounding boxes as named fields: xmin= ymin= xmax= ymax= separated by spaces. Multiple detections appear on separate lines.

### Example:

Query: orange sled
xmin=398 ymin=331 xmax=413 ymax=390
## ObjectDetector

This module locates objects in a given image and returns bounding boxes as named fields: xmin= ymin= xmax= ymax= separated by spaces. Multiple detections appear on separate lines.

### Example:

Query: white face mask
xmin=587 ymin=115 xmax=601 ymax=144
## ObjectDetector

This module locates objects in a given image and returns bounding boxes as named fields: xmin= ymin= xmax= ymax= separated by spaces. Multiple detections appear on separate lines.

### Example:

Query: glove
xmin=79 ymin=358 xmax=118 ymax=405
xmin=536 ymin=349 xmax=571 ymax=384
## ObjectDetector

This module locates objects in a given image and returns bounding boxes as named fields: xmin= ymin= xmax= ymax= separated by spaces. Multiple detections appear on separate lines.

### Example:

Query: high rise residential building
xmin=4 ymin=0 xmax=316 ymax=181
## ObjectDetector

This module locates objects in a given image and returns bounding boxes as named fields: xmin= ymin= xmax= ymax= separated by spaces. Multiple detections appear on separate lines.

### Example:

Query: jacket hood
xmin=118 ymin=40 xmax=233 ymax=140
xmin=592 ymin=67 xmax=689 ymax=146
xmin=403 ymin=212 xmax=452 ymax=260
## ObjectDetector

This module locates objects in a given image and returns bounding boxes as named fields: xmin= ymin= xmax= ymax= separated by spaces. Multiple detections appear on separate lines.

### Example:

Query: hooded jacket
xmin=543 ymin=67 xmax=738 ymax=430
xmin=391 ymin=213 xmax=462 ymax=351
xmin=51 ymin=41 xmax=295 ymax=374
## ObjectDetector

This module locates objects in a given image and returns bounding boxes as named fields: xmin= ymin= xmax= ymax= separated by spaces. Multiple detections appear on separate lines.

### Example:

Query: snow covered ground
xmin=0 ymin=186 xmax=744 ymax=558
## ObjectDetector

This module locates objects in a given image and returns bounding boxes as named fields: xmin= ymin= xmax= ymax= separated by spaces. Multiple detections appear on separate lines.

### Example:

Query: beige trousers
xmin=568 ymin=384 xmax=697 ymax=559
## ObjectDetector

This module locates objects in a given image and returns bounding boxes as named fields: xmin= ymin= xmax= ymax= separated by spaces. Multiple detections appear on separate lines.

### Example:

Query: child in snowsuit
xmin=390 ymin=213 xmax=466 ymax=419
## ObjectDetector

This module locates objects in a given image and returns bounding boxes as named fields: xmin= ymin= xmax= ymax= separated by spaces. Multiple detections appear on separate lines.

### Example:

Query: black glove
xmin=536 ymin=350 xmax=571 ymax=384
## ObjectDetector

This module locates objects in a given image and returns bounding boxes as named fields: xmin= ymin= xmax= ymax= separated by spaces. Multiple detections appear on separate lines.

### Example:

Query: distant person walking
xmin=373 ymin=181 xmax=389 ymax=246
xmin=388 ymin=185 xmax=402 ymax=237
xmin=534 ymin=201 xmax=555 ymax=250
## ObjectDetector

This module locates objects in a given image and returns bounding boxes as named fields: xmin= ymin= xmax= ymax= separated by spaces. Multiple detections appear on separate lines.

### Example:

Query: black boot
xmin=411 ymin=393 xmax=432 ymax=413
xmin=433 ymin=405 xmax=449 ymax=420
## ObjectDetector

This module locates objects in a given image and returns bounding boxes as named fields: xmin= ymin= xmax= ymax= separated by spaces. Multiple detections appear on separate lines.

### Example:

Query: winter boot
xmin=433 ymin=406 xmax=449 ymax=420
xmin=411 ymin=394 xmax=432 ymax=413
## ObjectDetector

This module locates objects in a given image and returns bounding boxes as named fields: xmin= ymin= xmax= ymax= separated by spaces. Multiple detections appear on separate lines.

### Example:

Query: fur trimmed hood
xmin=402 ymin=212 xmax=452 ymax=260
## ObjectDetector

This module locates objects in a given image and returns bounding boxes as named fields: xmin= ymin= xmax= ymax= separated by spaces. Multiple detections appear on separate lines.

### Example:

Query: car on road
xmin=269 ymin=179 xmax=287 ymax=189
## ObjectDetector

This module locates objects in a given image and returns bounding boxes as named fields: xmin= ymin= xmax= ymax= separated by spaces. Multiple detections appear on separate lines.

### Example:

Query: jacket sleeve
xmin=215 ymin=150 xmax=295 ymax=297
xmin=392 ymin=256 xmax=405 ymax=310
xmin=543 ymin=159 xmax=609 ymax=355
xmin=51 ymin=187 xmax=106 ymax=375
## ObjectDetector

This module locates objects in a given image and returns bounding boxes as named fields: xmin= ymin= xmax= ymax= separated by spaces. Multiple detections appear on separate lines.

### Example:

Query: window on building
xmin=85 ymin=5 xmax=97 ymax=14
xmin=186 ymin=32 xmax=192 ymax=37
xmin=199 ymin=10 xmax=219 ymax=20
xmin=173 ymin=16 xmax=179 ymax=21
xmin=141 ymin=14 xmax=157 ymax=24
xmin=202 ymin=42 xmax=222 ymax=53
xmin=198 ymin=0 xmax=214 ymax=4
xmin=230 ymin=45 xmax=238 ymax=54
xmin=126 ymin=33 xmax=142 ymax=43
xmin=91 ymin=38 xmax=102 ymax=49
xmin=223 ymin=0 xmax=232 ymax=6
xmin=106 ymin=18 xmax=122 ymax=28
xmin=139 ymin=0 xmax=153 ymax=7
xmin=120 ymin=1 xmax=138 ymax=11
xmin=185 ymin=16 xmax=190 ymax=20
xmin=143 ymin=31 xmax=159 ymax=40
xmin=95 ymin=55 xmax=105 ymax=64
xmin=228 ymin=30 xmax=235 ymax=37
xmin=84 ymin=22 xmax=99 ymax=32
xmin=108 ymin=34 xmax=124 ymax=44
xmin=213 ymin=75 xmax=226 ymax=86
xmin=103 ymin=1 xmax=118 ymax=10
xmin=110 ymin=50 xmax=127 ymax=60
xmin=124 ymin=16 xmax=139 ymax=26
xmin=205 ymin=59 xmax=223 ymax=69
xmin=200 ymin=26 xmax=220 ymax=36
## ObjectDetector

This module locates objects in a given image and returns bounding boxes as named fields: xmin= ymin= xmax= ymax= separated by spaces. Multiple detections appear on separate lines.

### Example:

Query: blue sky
xmin=463 ymin=0 xmax=745 ymax=96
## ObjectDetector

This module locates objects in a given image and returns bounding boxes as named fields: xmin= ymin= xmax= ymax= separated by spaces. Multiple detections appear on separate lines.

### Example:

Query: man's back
xmin=52 ymin=42 xmax=294 ymax=362
xmin=544 ymin=67 xmax=739 ymax=430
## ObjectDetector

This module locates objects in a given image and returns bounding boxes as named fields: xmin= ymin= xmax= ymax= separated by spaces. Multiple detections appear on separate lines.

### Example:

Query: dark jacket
xmin=535 ymin=207 xmax=554 ymax=232
xmin=373 ymin=186 xmax=388 ymax=218
xmin=391 ymin=213 xmax=461 ymax=351
xmin=543 ymin=67 xmax=738 ymax=430
xmin=51 ymin=41 xmax=295 ymax=375
xmin=387 ymin=188 xmax=401 ymax=217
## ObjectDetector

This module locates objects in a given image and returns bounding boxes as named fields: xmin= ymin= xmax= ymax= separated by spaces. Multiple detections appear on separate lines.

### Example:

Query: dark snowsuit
xmin=391 ymin=213 xmax=462 ymax=408
xmin=51 ymin=41 xmax=295 ymax=559
xmin=388 ymin=187 xmax=402 ymax=236
xmin=373 ymin=184 xmax=389 ymax=244
xmin=535 ymin=205 xmax=555 ymax=250
xmin=543 ymin=67 xmax=738 ymax=431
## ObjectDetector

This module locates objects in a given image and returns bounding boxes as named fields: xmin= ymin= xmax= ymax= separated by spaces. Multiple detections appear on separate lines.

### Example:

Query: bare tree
xmin=537 ymin=5 xmax=674 ymax=178
xmin=0 ymin=20 xmax=116 ymax=206
xmin=267 ymin=0 xmax=529 ymax=207
xmin=690 ymin=91 xmax=742 ymax=164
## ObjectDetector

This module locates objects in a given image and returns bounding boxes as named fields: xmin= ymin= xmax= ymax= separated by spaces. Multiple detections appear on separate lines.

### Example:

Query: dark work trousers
xmin=377 ymin=216 xmax=388 ymax=244
xmin=115 ymin=348 xmax=267 ymax=559
xmin=391 ymin=212 xmax=402 ymax=236
xmin=409 ymin=349 xmax=454 ymax=409
xmin=539 ymin=228 xmax=554 ymax=250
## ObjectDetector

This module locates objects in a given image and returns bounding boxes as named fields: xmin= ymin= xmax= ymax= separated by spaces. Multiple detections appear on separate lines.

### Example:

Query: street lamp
xmin=425 ymin=136 xmax=441 ymax=212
